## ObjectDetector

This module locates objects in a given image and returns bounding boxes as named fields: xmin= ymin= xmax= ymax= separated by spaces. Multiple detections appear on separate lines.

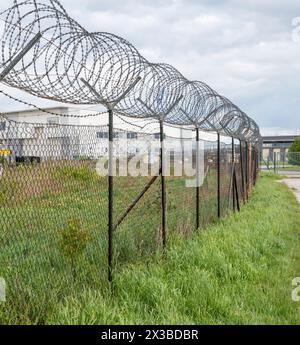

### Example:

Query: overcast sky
xmin=1 ymin=0 xmax=300 ymax=135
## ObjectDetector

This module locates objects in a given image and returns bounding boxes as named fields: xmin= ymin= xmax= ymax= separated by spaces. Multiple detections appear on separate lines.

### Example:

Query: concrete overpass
xmin=262 ymin=135 xmax=300 ymax=161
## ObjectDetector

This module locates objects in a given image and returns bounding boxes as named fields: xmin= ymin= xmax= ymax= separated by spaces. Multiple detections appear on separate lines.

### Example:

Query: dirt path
xmin=278 ymin=171 xmax=300 ymax=178
xmin=282 ymin=178 xmax=300 ymax=203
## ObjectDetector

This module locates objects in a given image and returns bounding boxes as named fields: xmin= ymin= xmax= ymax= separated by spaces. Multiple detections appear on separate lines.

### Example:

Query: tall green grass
xmin=0 ymin=161 xmax=206 ymax=323
xmin=44 ymin=172 xmax=300 ymax=324
xmin=1 ymin=170 xmax=299 ymax=324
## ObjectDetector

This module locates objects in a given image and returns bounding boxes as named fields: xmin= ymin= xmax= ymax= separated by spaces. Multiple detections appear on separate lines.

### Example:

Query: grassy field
xmin=1 ymin=165 xmax=299 ymax=324
xmin=0 ymin=160 xmax=227 ymax=324
xmin=46 ymin=172 xmax=300 ymax=325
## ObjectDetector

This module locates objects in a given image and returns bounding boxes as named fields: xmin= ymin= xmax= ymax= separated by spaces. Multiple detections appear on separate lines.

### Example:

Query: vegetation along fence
xmin=262 ymin=152 xmax=300 ymax=173
xmin=0 ymin=0 xmax=260 ymax=322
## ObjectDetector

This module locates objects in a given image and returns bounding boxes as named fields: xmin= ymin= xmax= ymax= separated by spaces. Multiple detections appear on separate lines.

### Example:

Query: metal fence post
xmin=239 ymin=139 xmax=245 ymax=202
xmin=159 ymin=119 xmax=166 ymax=249
xmin=196 ymin=127 xmax=200 ymax=229
xmin=245 ymin=141 xmax=248 ymax=200
xmin=217 ymin=133 xmax=221 ymax=218
xmin=249 ymin=143 xmax=252 ymax=193
xmin=255 ymin=148 xmax=257 ymax=182
xmin=137 ymin=96 xmax=182 ymax=250
xmin=80 ymin=77 xmax=141 ymax=283
xmin=253 ymin=149 xmax=256 ymax=185
xmin=179 ymin=108 xmax=201 ymax=229
xmin=108 ymin=108 xmax=114 ymax=283
xmin=255 ymin=149 xmax=258 ymax=184
xmin=231 ymin=137 xmax=236 ymax=211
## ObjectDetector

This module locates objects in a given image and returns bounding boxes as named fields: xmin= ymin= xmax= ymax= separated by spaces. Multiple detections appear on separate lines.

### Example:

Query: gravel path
xmin=278 ymin=171 xmax=300 ymax=178
xmin=282 ymin=178 xmax=300 ymax=203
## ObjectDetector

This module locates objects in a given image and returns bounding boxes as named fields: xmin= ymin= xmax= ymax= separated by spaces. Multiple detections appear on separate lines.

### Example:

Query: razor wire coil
xmin=0 ymin=0 xmax=261 ymax=145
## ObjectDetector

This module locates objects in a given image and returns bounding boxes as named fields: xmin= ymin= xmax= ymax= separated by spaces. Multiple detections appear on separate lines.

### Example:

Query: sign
xmin=0 ymin=150 xmax=12 ymax=155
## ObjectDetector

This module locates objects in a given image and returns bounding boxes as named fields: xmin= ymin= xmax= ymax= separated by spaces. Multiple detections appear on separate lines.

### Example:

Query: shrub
xmin=288 ymin=138 xmax=300 ymax=165
xmin=59 ymin=218 xmax=91 ymax=281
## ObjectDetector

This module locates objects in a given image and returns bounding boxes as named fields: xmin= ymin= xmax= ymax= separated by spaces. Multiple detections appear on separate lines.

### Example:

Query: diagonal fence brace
xmin=113 ymin=169 xmax=162 ymax=232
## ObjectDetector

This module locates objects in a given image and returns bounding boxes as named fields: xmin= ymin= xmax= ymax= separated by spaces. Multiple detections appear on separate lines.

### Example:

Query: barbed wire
xmin=0 ymin=85 xmax=193 ymax=134
xmin=0 ymin=112 xmax=224 ymax=141
xmin=0 ymin=0 xmax=261 ymax=145
xmin=0 ymin=88 xmax=108 ymax=118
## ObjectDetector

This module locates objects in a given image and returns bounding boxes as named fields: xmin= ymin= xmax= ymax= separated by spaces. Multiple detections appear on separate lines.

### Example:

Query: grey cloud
xmin=0 ymin=0 xmax=299 ymax=132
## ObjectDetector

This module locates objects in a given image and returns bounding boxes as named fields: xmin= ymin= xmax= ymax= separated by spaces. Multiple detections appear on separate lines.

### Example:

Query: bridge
xmin=262 ymin=135 xmax=300 ymax=161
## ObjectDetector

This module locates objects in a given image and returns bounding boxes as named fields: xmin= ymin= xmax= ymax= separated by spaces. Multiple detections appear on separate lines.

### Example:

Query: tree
xmin=289 ymin=138 xmax=300 ymax=152
xmin=288 ymin=138 xmax=300 ymax=165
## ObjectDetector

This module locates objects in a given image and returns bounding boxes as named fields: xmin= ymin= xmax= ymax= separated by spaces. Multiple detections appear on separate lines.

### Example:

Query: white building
xmin=0 ymin=107 xmax=211 ymax=183
xmin=0 ymin=107 xmax=78 ymax=160
xmin=0 ymin=107 xmax=167 ymax=161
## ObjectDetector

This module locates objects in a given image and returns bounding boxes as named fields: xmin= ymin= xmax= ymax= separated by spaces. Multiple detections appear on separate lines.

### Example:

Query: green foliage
xmin=73 ymin=155 xmax=93 ymax=161
xmin=288 ymin=138 xmax=300 ymax=165
xmin=59 ymin=218 xmax=91 ymax=280
xmin=287 ymin=152 xmax=300 ymax=166
xmin=1 ymin=169 xmax=300 ymax=325
xmin=47 ymin=173 xmax=300 ymax=325
xmin=0 ymin=156 xmax=6 ymax=165
xmin=55 ymin=165 xmax=98 ymax=183
xmin=289 ymin=138 xmax=300 ymax=153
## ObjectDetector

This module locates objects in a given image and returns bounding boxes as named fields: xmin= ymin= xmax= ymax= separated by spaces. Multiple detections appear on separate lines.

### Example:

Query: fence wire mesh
xmin=262 ymin=151 xmax=300 ymax=173
xmin=0 ymin=114 xmax=259 ymax=323
xmin=0 ymin=0 xmax=262 ymax=325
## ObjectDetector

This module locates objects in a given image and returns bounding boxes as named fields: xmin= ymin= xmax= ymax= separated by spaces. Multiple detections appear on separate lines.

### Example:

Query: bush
xmin=287 ymin=152 xmax=300 ymax=166
xmin=289 ymin=138 xmax=300 ymax=152
xmin=59 ymin=218 xmax=91 ymax=281
xmin=288 ymin=138 xmax=300 ymax=165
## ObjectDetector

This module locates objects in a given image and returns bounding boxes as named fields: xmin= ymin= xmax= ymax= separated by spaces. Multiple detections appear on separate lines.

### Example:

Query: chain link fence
xmin=261 ymin=151 xmax=300 ymax=174
xmin=0 ymin=114 xmax=259 ymax=323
